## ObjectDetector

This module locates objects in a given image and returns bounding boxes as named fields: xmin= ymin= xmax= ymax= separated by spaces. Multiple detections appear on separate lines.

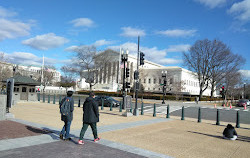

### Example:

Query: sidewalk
xmin=1 ymin=102 xmax=250 ymax=158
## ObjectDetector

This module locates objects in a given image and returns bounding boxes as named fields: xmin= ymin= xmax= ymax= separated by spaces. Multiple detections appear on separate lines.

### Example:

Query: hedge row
xmin=77 ymin=90 xmax=223 ymax=102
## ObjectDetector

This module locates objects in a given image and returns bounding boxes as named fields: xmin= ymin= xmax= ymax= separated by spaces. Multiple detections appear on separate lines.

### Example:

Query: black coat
xmin=59 ymin=97 xmax=74 ymax=122
xmin=223 ymin=127 xmax=237 ymax=138
xmin=82 ymin=97 xmax=99 ymax=123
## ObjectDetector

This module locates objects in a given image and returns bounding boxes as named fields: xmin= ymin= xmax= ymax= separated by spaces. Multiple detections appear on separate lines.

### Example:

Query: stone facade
xmin=77 ymin=50 xmax=216 ymax=97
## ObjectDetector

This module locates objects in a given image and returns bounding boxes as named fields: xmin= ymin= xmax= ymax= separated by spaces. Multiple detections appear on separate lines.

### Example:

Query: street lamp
xmin=121 ymin=49 xmax=128 ymax=109
xmin=13 ymin=64 xmax=17 ymax=76
xmin=162 ymin=70 xmax=167 ymax=104
xmin=244 ymin=83 xmax=246 ymax=99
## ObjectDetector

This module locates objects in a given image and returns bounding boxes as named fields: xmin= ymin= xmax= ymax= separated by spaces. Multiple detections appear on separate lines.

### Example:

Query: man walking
xmin=78 ymin=92 xmax=100 ymax=145
xmin=59 ymin=91 xmax=74 ymax=141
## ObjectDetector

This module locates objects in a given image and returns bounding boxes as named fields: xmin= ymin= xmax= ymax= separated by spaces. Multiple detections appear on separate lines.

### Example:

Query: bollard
xmin=110 ymin=102 xmax=113 ymax=111
xmin=181 ymin=106 xmax=185 ymax=120
xmin=48 ymin=94 xmax=50 ymax=103
xmin=216 ymin=109 xmax=220 ymax=125
xmin=236 ymin=111 xmax=240 ymax=128
xmin=166 ymin=104 xmax=170 ymax=118
xmin=78 ymin=97 xmax=80 ymax=107
xmin=43 ymin=94 xmax=45 ymax=102
xmin=59 ymin=95 xmax=62 ymax=105
xmin=198 ymin=107 xmax=201 ymax=123
xmin=153 ymin=103 xmax=156 ymax=117
xmin=141 ymin=102 xmax=144 ymax=115
xmin=38 ymin=93 xmax=40 ymax=101
xmin=101 ymin=98 xmax=104 ymax=110
xmin=119 ymin=101 xmax=122 ymax=112
xmin=53 ymin=94 xmax=56 ymax=104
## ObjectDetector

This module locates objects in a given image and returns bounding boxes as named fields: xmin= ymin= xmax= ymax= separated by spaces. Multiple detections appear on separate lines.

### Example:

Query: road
xmin=130 ymin=102 xmax=250 ymax=124
xmin=38 ymin=94 xmax=250 ymax=124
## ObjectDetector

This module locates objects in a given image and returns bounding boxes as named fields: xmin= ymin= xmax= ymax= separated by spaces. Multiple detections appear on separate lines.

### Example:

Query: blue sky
xmin=0 ymin=0 xmax=250 ymax=78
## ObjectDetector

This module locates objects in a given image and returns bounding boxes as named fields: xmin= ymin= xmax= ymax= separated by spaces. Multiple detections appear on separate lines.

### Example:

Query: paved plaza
xmin=1 ymin=101 xmax=250 ymax=158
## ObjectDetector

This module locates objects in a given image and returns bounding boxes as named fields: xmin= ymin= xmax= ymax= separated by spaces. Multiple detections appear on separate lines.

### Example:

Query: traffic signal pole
xmin=133 ymin=36 xmax=140 ymax=116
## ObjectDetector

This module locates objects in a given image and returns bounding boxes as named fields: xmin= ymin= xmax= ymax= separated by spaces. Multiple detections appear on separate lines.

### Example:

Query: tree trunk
xmin=210 ymin=82 xmax=215 ymax=98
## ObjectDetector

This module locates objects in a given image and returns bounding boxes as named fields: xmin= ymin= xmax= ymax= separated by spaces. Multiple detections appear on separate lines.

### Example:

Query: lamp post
xmin=244 ymin=83 xmax=246 ymax=99
xmin=121 ymin=49 xmax=128 ymax=109
xmin=13 ymin=64 xmax=17 ymax=76
xmin=162 ymin=71 xmax=167 ymax=104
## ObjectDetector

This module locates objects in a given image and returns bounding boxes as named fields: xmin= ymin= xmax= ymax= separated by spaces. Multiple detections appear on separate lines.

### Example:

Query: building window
xmin=148 ymin=88 xmax=150 ymax=90
xmin=14 ymin=87 xmax=19 ymax=92
xmin=159 ymin=78 xmax=161 ymax=84
xmin=29 ymin=88 xmax=35 ymax=93
xmin=144 ymin=79 xmax=146 ymax=83
xmin=153 ymin=88 xmax=155 ymax=90
xmin=154 ymin=78 xmax=156 ymax=84
xmin=159 ymin=88 xmax=161 ymax=91
xmin=148 ymin=79 xmax=151 ymax=84
xmin=22 ymin=87 xmax=27 ymax=92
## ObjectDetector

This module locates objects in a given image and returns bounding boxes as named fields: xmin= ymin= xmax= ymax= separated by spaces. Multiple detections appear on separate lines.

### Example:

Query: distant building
xmin=76 ymin=50 xmax=217 ymax=97
xmin=17 ymin=64 xmax=61 ymax=84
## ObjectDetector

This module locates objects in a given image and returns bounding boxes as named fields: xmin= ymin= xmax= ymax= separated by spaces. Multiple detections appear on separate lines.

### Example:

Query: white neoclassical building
xmin=77 ymin=50 xmax=216 ymax=97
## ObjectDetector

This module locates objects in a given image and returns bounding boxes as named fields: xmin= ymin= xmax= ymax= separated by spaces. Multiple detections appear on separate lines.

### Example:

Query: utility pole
xmin=162 ymin=71 xmax=167 ymax=104
xmin=133 ymin=36 xmax=140 ymax=116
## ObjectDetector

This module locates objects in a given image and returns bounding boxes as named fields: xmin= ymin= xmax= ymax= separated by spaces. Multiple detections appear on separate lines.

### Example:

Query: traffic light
xmin=164 ymin=79 xmax=167 ymax=86
xmin=220 ymin=86 xmax=225 ymax=98
xmin=134 ymin=70 xmax=139 ymax=80
xmin=126 ymin=68 xmax=130 ymax=78
xmin=125 ymin=82 xmax=130 ymax=88
xmin=140 ymin=52 xmax=145 ymax=65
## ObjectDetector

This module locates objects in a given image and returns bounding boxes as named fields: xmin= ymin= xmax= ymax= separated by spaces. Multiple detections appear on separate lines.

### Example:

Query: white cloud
xmin=70 ymin=18 xmax=94 ymax=27
xmin=120 ymin=27 xmax=146 ymax=37
xmin=65 ymin=39 xmax=115 ymax=52
xmin=156 ymin=29 xmax=197 ymax=37
xmin=93 ymin=39 xmax=114 ymax=47
xmin=228 ymin=0 xmax=250 ymax=22
xmin=0 ymin=6 xmax=17 ymax=17
xmin=64 ymin=45 xmax=80 ymax=52
xmin=194 ymin=0 xmax=226 ymax=8
xmin=22 ymin=33 xmax=69 ymax=50
xmin=0 ymin=19 xmax=31 ymax=41
xmin=5 ymin=52 xmax=58 ymax=65
xmin=108 ymin=42 xmax=182 ymax=65
xmin=239 ymin=70 xmax=250 ymax=78
xmin=157 ymin=58 xmax=183 ymax=65
xmin=0 ymin=7 xmax=31 ymax=41
xmin=166 ymin=44 xmax=191 ymax=52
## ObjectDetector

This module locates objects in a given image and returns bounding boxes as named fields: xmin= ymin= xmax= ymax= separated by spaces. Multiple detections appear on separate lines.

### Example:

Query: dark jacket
xmin=83 ymin=97 xmax=99 ymax=123
xmin=59 ymin=97 xmax=74 ymax=122
xmin=223 ymin=126 xmax=237 ymax=138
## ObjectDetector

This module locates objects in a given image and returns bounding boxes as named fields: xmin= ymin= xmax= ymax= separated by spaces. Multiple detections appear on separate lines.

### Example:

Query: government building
xmin=76 ymin=50 xmax=216 ymax=97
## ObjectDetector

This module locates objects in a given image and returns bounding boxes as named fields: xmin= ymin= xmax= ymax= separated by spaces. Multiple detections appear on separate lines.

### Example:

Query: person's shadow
xmin=188 ymin=131 xmax=250 ymax=143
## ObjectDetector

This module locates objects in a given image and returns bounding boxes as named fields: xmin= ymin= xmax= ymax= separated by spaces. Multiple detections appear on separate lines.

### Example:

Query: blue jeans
xmin=60 ymin=121 xmax=71 ymax=139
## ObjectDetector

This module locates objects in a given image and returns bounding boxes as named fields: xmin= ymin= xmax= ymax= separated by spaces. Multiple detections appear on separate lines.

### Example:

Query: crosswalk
xmin=138 ymin=105 xmax=249 ymax=115
xmin=138 ymin=105 xmax=188 ymax=115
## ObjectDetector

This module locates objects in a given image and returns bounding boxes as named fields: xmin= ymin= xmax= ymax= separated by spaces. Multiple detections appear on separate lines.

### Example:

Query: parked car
xmin=237 ymin=99 xmax=250 ymax=107
xmin=94 ymin=96 xmax=120 ymax=107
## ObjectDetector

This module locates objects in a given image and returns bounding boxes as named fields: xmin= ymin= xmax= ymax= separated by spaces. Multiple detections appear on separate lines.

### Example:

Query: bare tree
xmin=183 ymin=39 xmax=245 ymax=99
xmin=0 ymin=52 xmax=12 ymax=88
xmin=56 ymin=66 xmax=76 ymax=91
xmin=66 ymin=46 xmax=115 ymax=91
xmin=223 ymin=71 xmax=242 ymax=102
xmin=170 ymin=80 xmax=186 ymax=100
xmin=207 ymin=40 xmax=245 ymax=98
